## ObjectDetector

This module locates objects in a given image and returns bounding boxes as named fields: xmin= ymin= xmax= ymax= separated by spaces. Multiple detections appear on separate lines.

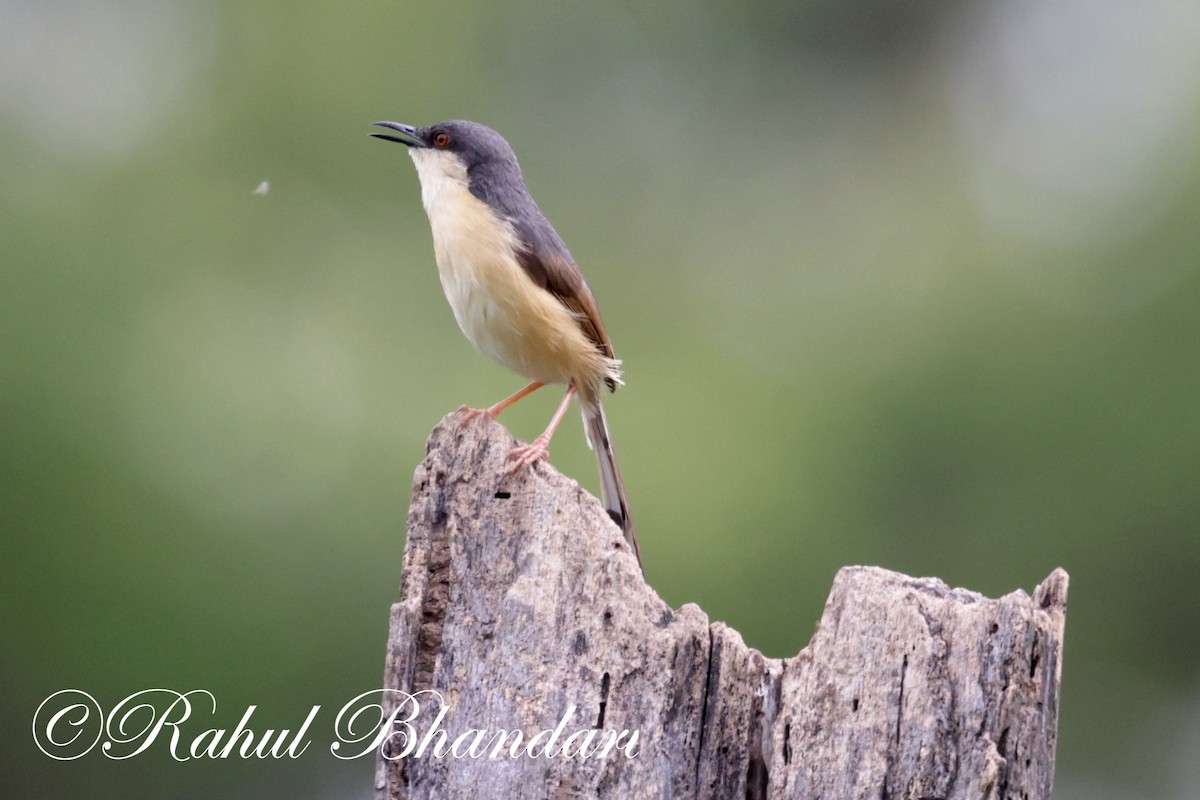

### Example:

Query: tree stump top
xmin=376 ymin=413 xmax=1068 ymax=799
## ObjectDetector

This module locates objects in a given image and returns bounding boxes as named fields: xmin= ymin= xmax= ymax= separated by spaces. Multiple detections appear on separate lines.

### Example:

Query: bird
xmin=371 ymin=119 xmax=641 ymax=569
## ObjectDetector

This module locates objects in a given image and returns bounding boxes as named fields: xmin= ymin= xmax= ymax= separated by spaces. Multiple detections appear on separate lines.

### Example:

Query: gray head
xmin=371 ymin=119 xmax=532 ymax=214
xmin=372 ymin=119 xmax=574 ymax=266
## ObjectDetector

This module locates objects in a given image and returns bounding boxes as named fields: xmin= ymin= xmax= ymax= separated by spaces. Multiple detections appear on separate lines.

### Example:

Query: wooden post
xmin=374 ymin=413 xmax=1068 ymax=799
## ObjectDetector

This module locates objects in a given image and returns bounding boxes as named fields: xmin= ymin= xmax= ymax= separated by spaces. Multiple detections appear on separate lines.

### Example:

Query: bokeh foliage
xmin=4 ymin=1 xmax=1199 ymax=797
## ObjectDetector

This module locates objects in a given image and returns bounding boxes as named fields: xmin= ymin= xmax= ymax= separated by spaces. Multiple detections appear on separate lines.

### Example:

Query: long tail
xmin=583 ymin=402 xmax=641 ymax=570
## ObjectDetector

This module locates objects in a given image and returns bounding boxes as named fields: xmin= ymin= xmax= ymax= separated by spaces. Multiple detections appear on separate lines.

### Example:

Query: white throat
xmin=408 ymin=148 xmax=470 ymax=216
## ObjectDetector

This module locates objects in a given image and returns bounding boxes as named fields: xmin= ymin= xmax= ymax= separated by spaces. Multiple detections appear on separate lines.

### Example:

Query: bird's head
xmin=372 ymin=119 xmax=523 ymax=194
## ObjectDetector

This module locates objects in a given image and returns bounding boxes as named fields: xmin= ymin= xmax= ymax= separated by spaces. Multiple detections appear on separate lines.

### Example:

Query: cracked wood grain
xmin=375 ymin=412 xmax=1069 ymax=799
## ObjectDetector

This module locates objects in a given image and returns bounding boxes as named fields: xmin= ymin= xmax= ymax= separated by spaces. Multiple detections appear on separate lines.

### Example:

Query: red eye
xmin=433 ymin=131 xmax=450 ymax=149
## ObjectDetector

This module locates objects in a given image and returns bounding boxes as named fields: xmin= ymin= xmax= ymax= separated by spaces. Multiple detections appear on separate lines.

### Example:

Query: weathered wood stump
xmin=374 ymin=413 xmax=1068 ymax=799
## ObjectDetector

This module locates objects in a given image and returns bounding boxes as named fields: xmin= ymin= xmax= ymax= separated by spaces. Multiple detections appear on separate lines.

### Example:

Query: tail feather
xmin=583 ymin=402 xmax=641 ymax=570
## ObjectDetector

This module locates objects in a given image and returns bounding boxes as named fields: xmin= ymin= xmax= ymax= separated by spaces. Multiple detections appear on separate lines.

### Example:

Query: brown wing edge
xmin=515 ymin=246 xmax=618 ymax=367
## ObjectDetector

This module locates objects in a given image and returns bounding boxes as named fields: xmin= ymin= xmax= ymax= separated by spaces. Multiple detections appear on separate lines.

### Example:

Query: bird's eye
xmin=433 ymin=131 xmax=451 ymax=149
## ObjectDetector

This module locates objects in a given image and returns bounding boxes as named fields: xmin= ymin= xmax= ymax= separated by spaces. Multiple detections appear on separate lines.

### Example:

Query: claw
xmin=457 ymin=404 xmax=496 ymax=426
xmin=506 ymin=436 xmax=550 ymax=474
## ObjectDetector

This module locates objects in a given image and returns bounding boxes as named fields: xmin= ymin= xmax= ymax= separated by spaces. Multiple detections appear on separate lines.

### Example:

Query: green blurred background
xmin=4 ymin=0 xmax=1199 ymax=797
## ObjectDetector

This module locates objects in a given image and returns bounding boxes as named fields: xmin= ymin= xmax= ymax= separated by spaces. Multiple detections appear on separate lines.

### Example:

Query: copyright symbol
xmin=33 ymin=689 xmax=103 ymax=760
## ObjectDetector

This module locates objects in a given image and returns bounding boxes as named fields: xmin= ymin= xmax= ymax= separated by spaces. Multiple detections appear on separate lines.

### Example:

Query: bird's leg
xmin=506 ymin=384 xmax=576 ymax=473
xmin=459 ymin=381 xmax=544 ymax=424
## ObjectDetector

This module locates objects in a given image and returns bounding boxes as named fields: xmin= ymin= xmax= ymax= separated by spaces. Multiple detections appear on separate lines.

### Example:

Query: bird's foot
xmin=456 ymin=404 xmax=498 ymax=425
xmin=506 ymin=434 xmax=551 ymax=474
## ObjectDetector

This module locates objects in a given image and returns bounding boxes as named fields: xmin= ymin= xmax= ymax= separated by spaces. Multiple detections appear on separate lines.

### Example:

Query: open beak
xmin=370 ymin=121 xmax=424 ymax=147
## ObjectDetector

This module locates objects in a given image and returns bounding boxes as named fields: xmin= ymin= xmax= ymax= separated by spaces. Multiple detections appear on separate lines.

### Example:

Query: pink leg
xmin=506 ymin=384 xmax=576 ymax=473
xmin=459 ymin=381 xmax=544 ymax=424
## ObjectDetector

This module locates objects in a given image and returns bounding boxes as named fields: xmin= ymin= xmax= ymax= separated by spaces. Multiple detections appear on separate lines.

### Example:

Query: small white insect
xmin=252 ymin=180 xmax=269 ymax=196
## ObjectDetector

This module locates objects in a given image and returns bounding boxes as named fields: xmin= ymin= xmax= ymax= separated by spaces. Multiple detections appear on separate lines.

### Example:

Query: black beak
xmin=370 ymin=121 xmax=424 ymax=147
